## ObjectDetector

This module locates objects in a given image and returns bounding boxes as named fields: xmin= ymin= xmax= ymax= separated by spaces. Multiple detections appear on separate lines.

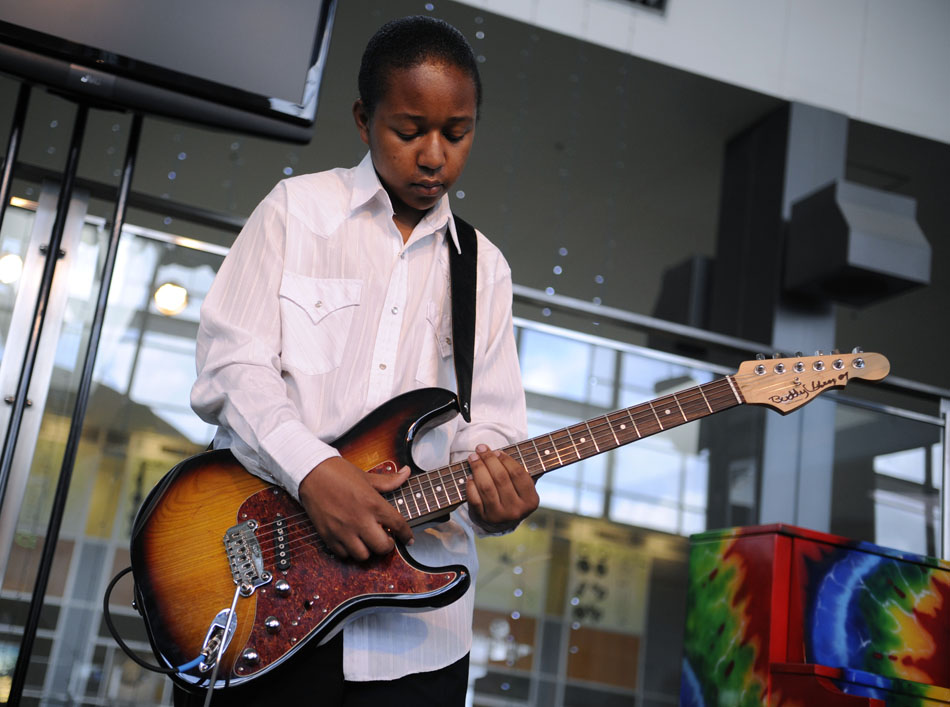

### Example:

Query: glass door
xmin=0 ymin=188 xmax=225 ymax=704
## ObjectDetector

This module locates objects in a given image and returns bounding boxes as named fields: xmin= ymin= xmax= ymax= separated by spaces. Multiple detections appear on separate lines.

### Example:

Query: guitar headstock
xmin=734 ymin=350 xmax=889 ymax=414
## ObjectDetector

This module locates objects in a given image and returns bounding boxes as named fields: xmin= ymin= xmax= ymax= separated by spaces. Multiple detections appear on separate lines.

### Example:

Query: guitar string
xmin=246 ymin=369 xmax=809 ymax=541
xmin=154 ymin=373 xmax=845 ymax=581
xmin=242 ymin=379 xmax=735 ymax=546
xmin=247 ymin=378 xmax=758 ymax=559
xmin=239 ymin=374 xmax=800 ymax=553
xmin=193 ymin=370 xmax=843 ymax=571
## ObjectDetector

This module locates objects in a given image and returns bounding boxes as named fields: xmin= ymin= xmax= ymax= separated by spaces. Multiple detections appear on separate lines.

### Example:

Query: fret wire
xmin=654 ymin=396 xmax=682 ymax=425
xmin=453 ymin=462 xmax=467 ymax=501
xmin=429 ymin=468 xmax=448 ymax=509
xmin=648 ymin=400 xmax=665 ymax=430
xmin=546 ymin=433 xmax=565 ymax=466
xmin=563 ymin=426 xmax=582 ymax=462
xmin=529 ymin=438 xmax=547 ymax=473
xmin=672 ymin=393 xmax=687 ymax=421
xmin=725 ymin=375 xmax=742 ymax=403
xmin=603 ymin=414 xmax=620 ymax=447
xmin=419 ymin=475 xmax=433 ymax=513
xmin=624 ymin=406 xmax=642 ymax=438
xmin=608 ymin=411 xmax=633 ymax=444
xmin=424 ymin=469 xmax=441 ymax=510
xmin=583 ymin=420 xmax=601 ymax=454
xmin=698 ymin=385 xmax=713 ymax=413
xmin=407 ymin=476 xmax=423 ymax=519
xmin=450 ymin=462 xmax=468 ymax=502
xmin=392 ymin=487 xmax=411 ymax=520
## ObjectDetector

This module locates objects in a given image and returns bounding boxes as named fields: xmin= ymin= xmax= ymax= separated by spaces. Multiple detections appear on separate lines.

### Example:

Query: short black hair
xmin=358 ymin=15 xmax=482 ymax=117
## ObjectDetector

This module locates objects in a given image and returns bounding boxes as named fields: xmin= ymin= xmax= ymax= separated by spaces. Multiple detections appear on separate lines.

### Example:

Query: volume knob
xmin=242 ymin=648 xmax=260 ymax=664
xmin=275 ymin=579 xmax=291 ymax=596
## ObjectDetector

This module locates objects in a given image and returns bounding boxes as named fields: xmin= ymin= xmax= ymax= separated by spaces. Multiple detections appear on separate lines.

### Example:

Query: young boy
xmin=183 ymin=15 xmax=537 ymax=706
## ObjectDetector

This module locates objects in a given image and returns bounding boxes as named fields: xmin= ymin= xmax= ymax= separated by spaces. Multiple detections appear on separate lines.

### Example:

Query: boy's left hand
xmin=466 ymin=444 xmax=539 ymax=533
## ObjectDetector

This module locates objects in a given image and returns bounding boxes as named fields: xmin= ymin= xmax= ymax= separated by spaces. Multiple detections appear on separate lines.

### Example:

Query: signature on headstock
xmin=768 ymin=372 xmax=850 ymax=406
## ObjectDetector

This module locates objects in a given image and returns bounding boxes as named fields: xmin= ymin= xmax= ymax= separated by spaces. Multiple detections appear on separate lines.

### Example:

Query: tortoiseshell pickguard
xmin=230 ymin=486 xmax=465 ymax=679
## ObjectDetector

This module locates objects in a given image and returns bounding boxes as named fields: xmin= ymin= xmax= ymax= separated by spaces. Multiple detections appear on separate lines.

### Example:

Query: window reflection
xmin=519 ymin=324 xmax=714 ymax=537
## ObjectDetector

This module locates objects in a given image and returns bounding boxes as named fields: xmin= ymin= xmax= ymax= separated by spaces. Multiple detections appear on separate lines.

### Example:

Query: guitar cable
xmin=102 ymin=566 xmax=208 ymax=676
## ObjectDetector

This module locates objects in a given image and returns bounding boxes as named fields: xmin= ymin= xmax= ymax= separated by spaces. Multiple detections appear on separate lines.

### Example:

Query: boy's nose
xmin=417 ymin=134 xmax=445 ymax=170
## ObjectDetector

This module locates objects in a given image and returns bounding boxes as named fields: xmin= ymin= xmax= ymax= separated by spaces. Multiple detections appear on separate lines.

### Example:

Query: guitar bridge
xmin=223 ymin=519 xmax=272 ymax=596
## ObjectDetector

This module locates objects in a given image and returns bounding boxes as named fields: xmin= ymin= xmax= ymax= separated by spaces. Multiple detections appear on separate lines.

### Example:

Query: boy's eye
xmin=397 ymin=131 xmax=421 ymax=141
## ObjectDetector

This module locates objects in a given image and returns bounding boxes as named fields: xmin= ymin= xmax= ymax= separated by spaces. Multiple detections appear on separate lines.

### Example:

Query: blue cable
xmin=176 ymin=656 xmax=204 ymax=672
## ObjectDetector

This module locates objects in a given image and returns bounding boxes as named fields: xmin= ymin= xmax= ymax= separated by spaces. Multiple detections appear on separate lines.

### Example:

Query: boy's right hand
xmin=298 ymin=457 xmax=413 ymax=561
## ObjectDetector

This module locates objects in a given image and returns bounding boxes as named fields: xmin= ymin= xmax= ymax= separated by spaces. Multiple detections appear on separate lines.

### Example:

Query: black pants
xmin=172 ymin=633 xmax=470 ymax=706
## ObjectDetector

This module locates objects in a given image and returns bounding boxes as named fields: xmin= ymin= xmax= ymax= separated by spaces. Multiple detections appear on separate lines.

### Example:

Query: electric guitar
xmin=129 ymin=350 xmax=889 ymax=689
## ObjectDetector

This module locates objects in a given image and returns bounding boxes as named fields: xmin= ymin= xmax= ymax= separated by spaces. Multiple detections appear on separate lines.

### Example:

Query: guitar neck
xmin=387 ymin=375 xmax=745 ymax=526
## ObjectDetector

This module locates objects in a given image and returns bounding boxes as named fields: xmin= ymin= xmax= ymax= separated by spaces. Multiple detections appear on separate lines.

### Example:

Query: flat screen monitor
xmin=0 ymin=0 xmax=337 ymax=143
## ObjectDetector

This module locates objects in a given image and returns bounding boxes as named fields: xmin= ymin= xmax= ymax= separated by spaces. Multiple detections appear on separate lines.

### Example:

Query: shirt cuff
xmin=260 ymin=418 xmax=340 ymax=500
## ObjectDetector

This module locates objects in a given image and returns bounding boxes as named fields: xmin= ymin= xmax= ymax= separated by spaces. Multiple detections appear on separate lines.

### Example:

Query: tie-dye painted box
xmin=681 ymin=524 xmax=950 ymax=706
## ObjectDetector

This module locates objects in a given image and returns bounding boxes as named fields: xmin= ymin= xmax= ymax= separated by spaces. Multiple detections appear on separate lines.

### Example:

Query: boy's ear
xmin=352 ymin=100 xmax=371 ymax=145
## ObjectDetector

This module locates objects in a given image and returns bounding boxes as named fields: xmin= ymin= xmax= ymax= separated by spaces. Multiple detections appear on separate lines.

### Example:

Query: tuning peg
xmin=852 ymin=346 xmax=864 ymax=354
xmin=832 ymin=348 xmax=840 ymax=355
xmin=815 ymin=350 xmax=824 ymax=356
xmin=795 ymin=351 xmax=803 ymax=358
xmin=772 ymin=352 xmax=782 ymax=359
xmin=756 ymin=353 xmax=765 ymax=360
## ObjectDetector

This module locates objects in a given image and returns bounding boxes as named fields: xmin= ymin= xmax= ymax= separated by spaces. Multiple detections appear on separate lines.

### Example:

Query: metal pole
xmin=0 ymin=102 xmax=87 ymax=516
xmin=941 ymin=398 xmax=950 ymax=560
xmin=0 ymin=84 xmax=30 ymax=233
xmin=6 ymin=106 xmax=139 ymax=706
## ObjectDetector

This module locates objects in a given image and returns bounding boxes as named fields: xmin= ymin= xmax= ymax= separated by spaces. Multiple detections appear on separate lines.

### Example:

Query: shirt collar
xmin=349 ymin=152 xmax=462 ymax=254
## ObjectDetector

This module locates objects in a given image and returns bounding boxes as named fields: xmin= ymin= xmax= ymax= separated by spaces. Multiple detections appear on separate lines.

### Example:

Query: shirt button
xmin=315 ymin=301 xmax=323 ymax=308
xmin=444 ymin=337 xmax=452 ymax=346
xmin=391 ymin=306 xmax=399 ymax=315
xmin=379 ymin=363 xmax=387 ymax=370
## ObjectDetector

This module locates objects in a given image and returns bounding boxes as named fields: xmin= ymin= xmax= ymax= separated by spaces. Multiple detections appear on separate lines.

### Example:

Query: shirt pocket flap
xmin=278 ymin=272 xmax=361 ymax=325
xmin=427 ymin=301 xmax=454 ymax=359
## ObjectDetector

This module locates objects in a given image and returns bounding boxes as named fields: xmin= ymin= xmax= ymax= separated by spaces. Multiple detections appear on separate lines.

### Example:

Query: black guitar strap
xmin=449 ymin=215 xmax=477 ymax=423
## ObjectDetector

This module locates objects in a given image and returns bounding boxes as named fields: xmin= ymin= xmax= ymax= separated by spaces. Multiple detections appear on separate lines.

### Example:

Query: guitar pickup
xmin=274 ymin=514 xmax=291 ymax=572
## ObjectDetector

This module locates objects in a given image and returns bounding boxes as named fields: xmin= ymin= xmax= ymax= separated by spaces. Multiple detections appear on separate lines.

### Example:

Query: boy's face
xmin=354 ymin=61 xmax=477 ymax=226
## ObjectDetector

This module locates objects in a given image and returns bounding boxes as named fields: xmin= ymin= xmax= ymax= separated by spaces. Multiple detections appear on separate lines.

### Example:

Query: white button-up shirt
xmin=191 ymin=153 xmax=527 ymax=680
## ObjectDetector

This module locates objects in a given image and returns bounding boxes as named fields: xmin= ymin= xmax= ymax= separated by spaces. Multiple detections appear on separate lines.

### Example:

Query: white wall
xmin=454 ymin=0 xmax=950 ymax=145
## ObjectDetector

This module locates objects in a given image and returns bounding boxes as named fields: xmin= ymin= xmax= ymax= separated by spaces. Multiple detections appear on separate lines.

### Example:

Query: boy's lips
xmin=412 ymin=181 xmax=443 ymax=197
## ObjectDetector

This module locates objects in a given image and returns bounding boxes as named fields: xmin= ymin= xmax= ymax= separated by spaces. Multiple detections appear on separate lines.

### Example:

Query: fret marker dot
xmin=436 ymin=486 xmax=442 ymax=492
xmin=459 ymin=478 xmax=466 ymax=484
xmin=544 ymin=450 xmax=551 ymax=455
xmin=665 ymin=409 xmax=671 ymax=415
xmin=579 ymin=437 xmax=586 ymax=443
xmin=620 ymin=424 xmax=626 ymax=429
xmin=397 ymin=499 xmax=404 ymax=505
xmin=415 ymin=492 xmax=421 ymax=498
